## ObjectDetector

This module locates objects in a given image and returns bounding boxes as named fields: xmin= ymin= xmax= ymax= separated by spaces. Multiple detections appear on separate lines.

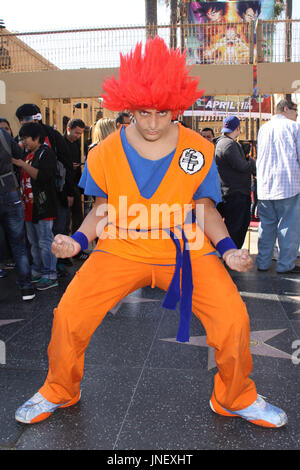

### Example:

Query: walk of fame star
xmin=0 ymin=319 xmax=24 ymax=327
xmin=239 ymin=290 xmax=300 ymax=314
xmin=282 ymin=294 xmax=300 ymax=314
xmin=0 ymin=320 xmax=25 ymax=364
xmin=161 ymin=329 xmax=293 ymax=370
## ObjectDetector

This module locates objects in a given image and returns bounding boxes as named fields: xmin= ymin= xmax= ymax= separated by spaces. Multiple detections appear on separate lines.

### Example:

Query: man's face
xmin=201 ymin=130 xmax=214 ymax=142
xmin=117 ymin=115 xmax=131 ymax=129
xmin=132 ymin=109 xmax=173 ymax=142
xmin=67 ymin=125 xmax=84 ymax=142
xmin=233 ymin=126 xmax=241 ymax=139
xmin=21 ymin=135 xmax=40 ymax=152
xmin=123 ymin=116 xmax=131 ymax=125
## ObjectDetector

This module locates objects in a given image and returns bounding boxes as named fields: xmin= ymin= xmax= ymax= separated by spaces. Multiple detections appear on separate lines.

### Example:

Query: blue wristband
xmin=216 ymin=237 xmax=237 ymax=257
xmin=71 ymin=231 xmax=89 ymax=251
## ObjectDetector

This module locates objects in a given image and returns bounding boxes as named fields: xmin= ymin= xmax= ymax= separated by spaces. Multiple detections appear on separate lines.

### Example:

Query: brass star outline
xmin=282 ymin=293 xmax=300 ymax=314
xmin=109 ymin=295 xmax=160 ymax=315
xmin=161 ymin=329 xmax=293 ymax=370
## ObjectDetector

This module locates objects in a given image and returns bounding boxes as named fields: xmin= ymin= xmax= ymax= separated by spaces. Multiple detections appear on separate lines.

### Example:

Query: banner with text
xmin=185 ymin=1 xmax=274 ymax=119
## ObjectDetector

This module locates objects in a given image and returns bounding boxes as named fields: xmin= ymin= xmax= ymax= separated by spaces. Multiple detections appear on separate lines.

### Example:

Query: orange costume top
xmin=86 ymin=123 xmax=217 ymax=341
xmin=87 ymin=123 xmax=215 ymax=262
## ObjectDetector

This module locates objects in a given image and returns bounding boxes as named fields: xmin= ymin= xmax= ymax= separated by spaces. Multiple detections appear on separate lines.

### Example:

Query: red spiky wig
xmin=101 ymin=36 xmax=204 ymax=119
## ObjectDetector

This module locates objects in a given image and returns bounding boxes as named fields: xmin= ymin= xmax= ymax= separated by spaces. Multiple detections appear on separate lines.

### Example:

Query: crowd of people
xmin=1 ymin=99 xmax=299 ymax=303
xmin=0 ymin=104 xmax=127 ymax=300
xmin=200 ymin=98 xmax=300 ymax=274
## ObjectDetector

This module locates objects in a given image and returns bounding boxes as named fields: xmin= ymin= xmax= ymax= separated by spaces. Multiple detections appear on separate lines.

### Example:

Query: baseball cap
xmin=221 ymin=115 xmax=240 ymax=133
xmin=16 ymin=104 xmax=42 ymax=121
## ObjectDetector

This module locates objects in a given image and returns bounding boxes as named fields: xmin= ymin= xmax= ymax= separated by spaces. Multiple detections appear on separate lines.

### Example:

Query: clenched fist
xmin=52 ymin=234 xmax=81 ymax=259
xmin=223 ymin=249 xmax=253 ymax=273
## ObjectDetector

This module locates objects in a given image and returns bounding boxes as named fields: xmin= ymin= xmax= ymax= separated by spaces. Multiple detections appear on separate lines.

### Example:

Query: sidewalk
xmin=0 ymin=235 xmax=300 ymax=451
xmin=242 ymin=222 xmax=259 ymax=255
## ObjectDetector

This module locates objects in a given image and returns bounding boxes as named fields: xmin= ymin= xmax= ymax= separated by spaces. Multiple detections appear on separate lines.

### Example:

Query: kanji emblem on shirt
xmin=179 ymin=148 xmax=205 ymax=175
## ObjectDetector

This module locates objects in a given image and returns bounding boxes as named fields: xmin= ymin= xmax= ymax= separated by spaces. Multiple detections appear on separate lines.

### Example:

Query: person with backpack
xmin=0 ymin=127 xmax=35 ymax=300
xmin=12 ymin=123 xmax=58 ymax=290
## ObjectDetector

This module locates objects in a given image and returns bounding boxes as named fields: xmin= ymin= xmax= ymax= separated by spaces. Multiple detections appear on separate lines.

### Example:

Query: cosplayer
xmin=15 ymin=37 xmax=287 ymax=428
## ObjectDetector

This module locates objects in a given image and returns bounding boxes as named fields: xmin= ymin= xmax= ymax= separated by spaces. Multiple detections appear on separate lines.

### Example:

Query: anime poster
xmin=185 ymin=0 xmax=274 ymax=119
xmin=187 ymin=1 xmax=273 ymax=65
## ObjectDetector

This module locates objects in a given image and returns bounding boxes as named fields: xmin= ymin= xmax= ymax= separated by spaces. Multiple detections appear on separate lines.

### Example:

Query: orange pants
xmin=39 ymin=251 xmax=257 ymax=411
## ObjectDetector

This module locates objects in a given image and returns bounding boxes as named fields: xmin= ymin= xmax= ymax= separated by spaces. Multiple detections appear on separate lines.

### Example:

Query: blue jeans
xmin=0 ymin=191 xmax=32 ymax=289
xmin=52 ymin=200 xmax=69 ymax=236
xmin=0 ymin=222 xmax=11 ymax=261
xmin=256 ymin=194 xmax=300 ymax=272
xmin=25 ymin=220 xmax=57 ymax=280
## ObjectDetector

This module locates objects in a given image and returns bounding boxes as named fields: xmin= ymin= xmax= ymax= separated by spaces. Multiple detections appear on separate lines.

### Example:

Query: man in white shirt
xmin=256 ymin=99 xmax=300 ymax=273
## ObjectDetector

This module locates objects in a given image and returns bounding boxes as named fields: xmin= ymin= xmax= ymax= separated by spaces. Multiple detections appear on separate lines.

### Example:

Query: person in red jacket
xmin=15 ymin=37 xmax=287 ymax=428
xmin=13 ymin=122 xmax=58 ymax=290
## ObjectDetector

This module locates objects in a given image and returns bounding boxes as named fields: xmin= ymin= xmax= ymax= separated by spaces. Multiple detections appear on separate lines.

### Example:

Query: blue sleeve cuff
xmin=78 ymin=162 xmax=108 ymax=198
xmin=216 ymin=237 xmax=237 ymax=256
xmin=71 ymin=231 xmax=89 ymax=251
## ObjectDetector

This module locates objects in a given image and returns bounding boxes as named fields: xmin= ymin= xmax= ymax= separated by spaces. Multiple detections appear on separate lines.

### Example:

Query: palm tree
xmin=159 ymin=0 xmax=187 ymax=50
xmin=145 ymin=0 xmax=158 ymax=39
xmin=285 ymin=0 xmax=293 ymax=99
xmin=170 ymin=0 xmax=177 ymax=48
xmin=285 ymin=0 xmax=292 ymax=62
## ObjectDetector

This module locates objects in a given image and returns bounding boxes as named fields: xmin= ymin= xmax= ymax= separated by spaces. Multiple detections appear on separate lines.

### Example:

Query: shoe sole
xmin=22 ymin=294 xmax=36 ymax=301
xmin=16 ymin=391 xmax=81 ymax=424
xmin=36 ymin=282 xmax=58 ymax=291
xmin=209 ymin=397 xmax=285 ymax=428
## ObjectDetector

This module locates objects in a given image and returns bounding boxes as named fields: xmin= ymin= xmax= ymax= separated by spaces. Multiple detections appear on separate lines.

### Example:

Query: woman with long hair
xmin=83 ymin=118 xmax=116 ymax=215
xmin=90 ymin=118 xmax=116 ymax=150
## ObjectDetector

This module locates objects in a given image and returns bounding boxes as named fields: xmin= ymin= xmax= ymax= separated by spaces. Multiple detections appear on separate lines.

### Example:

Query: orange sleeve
xmin=86 ymin=143 xmax=108 ymax=195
